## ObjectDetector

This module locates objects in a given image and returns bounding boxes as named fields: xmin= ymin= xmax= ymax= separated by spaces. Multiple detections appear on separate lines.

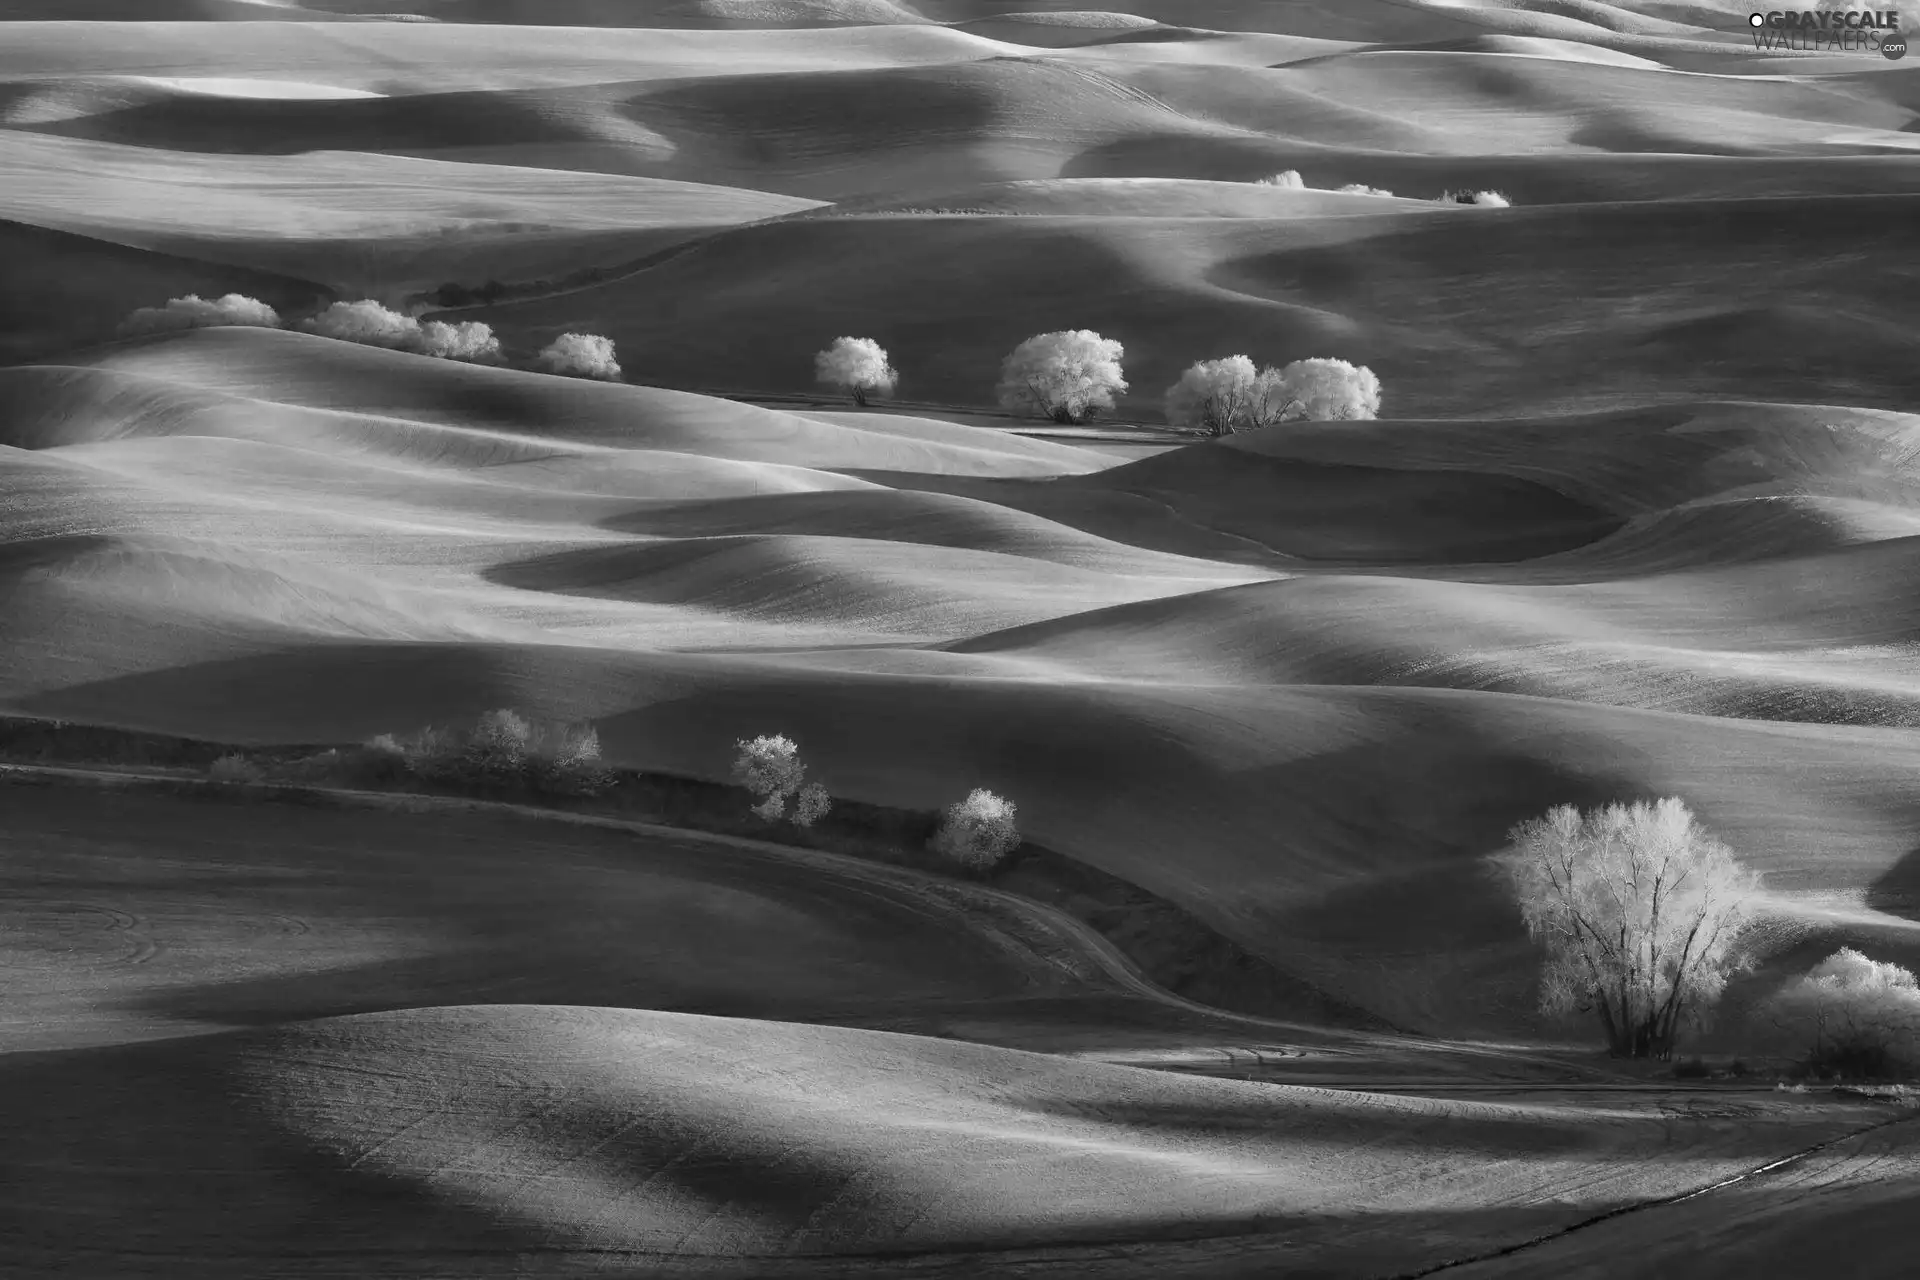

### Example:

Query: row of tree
xmin=117 ymin=294 xmax=622 ymax=380
xmin=816 ymin=331 xmax=1382 ymax=431
xmin=732 ymin=734 xmax=1021 ymax=871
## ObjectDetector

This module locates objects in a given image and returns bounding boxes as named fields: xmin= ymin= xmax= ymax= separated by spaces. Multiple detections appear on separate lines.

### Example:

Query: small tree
xmin=1498 ymin=798 xmax=1762 ymax=1060
xmin=1335 ymin=183 xmax=1394 ymax=197
xmin=996 ymin=330 xmax=1127 ymax=425
xmin=1256 ymin=170 xmax=1305 ymax=189
xmin=207 ymin=753 xmax=265 ymax=784
xmin=1271 ymin=357 xmax=1381 ymax=422
xmin=1163 ymin=355 xmax=1290 ymax=436
xmin=814 ymin=336 xmax=898 ymax=406
xmin=792 ymin=782 xmax=832 ymax=829
xmin=304 ymin=299 xmax=420 ymax=349
xmin=465 ymin=708 xmax=532 ymax=782
xmin=535 ymin=332 xmax=621 ymax=381
xmin=1771 ymin=949 xmax=1920 ymax=1080
xmin=120 ymin=293 xmax=281 ymax=337
xmin=929 ymin=788 xmax=1021 ymax=871
xmin=733 ymin=734 xmax=807 ymax=822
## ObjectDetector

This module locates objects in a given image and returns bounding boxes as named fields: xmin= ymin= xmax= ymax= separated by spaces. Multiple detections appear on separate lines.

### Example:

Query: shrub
xmin=1439 ymin=189 xmax=1512 ymax=207
xmin=366 ymin=711 xmax=612 ymax=795
xmin=814 ymin=336 xmax=898 ymax=406
xmin=304 ymin=299 xmax=419 ymax=349
xmin=1163 ymin=355 xmax=1289 ymax=436
xmin=1770 ymin=949 xmax=1920 ymax=1080
xmin=1256 ymin=169 xmax=1305 ymax=189
xmin=207 ymin=753 xmax=265 ymax=784
xmin=733 ymin=734 xmax=807 ymax=821
xmin=1498 ymin=797 xmax=1763 ymax=1060
xmin=1335 ymin=183 xmax=1395 ymax=197
xmin=1270 ymin=357 xmax=1382 ymax=422
xmin=119 ymin=293 xmax=281 ymax=337
xmin=929 ymin=788 xmax=1021 ymax=871
xmin=414 ymin=319 xmax=502 ymax=363
xmin=792 ymin=781 xmax=832 ymax=829
xmin=302 ymin=301 xmax=502 ymax=363
xmin=535 ymin=332 xmax=621 ymax=381
xmin=995 ymin=330 xmax=1127 ymax=425
xmin=528 ymin=722 xmax=614 ymax=796
xmin=464 ymin=708 xmax=531 ymax=781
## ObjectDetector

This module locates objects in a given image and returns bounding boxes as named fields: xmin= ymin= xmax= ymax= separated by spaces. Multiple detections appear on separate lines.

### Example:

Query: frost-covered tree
xmin=929 ymin=788 xmax=1022 ymax=871
xmin=792 ymin=782 xmax=833 ymax=829
xmin=1499 ymin=798 xmax=1762 ymax=1060
xmin=733 ymin=734 xmax=807 ymax=822
xmin=1256 ymin=169 xmax=1305 ymax=189
xmin=1272 ymin=357 xmax=1382 ymax=422
xmin=814 ymin=336 xmax=898 ymax=406
xmin=1163 ymin=356 xmax=1291 ymax=436
xmin=119 ymin=293 xmax=281 ymax=337
xmin=304 ymin=299 xmax=419 ymax=349
xmin=302 ymin=301 xmax=502 ymax=363
xmin=996 ymin=329 xmax=1127 ymax=424
xmin=535 ymin=332 xmax=621 ymax=381
xmin=415 ymin=319 xmax=502 ymax=363
xmin=1336 ymin=183 xmax=1395 ymax=197
xmin=1771 ymin=949 xmax=1920 ymax=1079
xmin=1440 ymin=188 xmax=1512 ymax=207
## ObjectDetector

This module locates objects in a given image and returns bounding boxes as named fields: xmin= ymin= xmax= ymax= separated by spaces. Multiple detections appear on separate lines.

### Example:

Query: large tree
xmin=1499 ymin=798 xmax=1762 ymax=1059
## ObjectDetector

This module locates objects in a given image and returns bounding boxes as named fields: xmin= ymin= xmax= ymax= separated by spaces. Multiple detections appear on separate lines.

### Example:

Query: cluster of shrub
xmin=1256 ymin=168 xmax=1513 ymax=207
xmin=206 ymin=713 xmax=1021 ymax=874
xmin=813 ymin=332 xmax=1381 ymax=432
xmin=208 ymin=709 xmax=613 ymax=796
xmin=729 ymin=733 xmax=1022 ymax=872
xmin=117 ymin=294 xmax=622 ymax=381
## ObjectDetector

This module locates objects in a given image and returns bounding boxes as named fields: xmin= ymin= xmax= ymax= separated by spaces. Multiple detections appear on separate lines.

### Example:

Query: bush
xmin=995 ymin=330 xmax=1127 ymax=425
xmin=534 ymin=332 xmax=621 ymax=381
xmin=304 ymin=299 xmax=419 ymax=349
xmin=119 ymin=293 xmax=281 ymax=337
xmin=1269 ymin=357 xmax=1382 ymax=422
xmin=206 ymin=753 xmax=265 ymax=784
xmin=302 ymin=300 xmax=502 ymax=363
xmin=1256 ymin=170 xmax=1305 ymax=189
xmin=732 ymin=734 xmax=807 ymax=821
xmin=414 ymin=319 xmax=502 ymax=362
xmin=1499 ymin=797 xmax=1762 ymax=1060
xmin=1335 ymin=183 xmax=1395 ymax=197
xmin=929 ymin=788 xmax=1021 ymax=871
xmin=1162 ymin=355 xmax=1287 ymax=436
xmin=814 ymin=336 xmax=898 ymax=406
xmin=1440 ymin=189 xmax=1512 ymax=207
xmin=368 ymin=710 xmax=612 ymax=796
xmin=1770 ymin=949 xmax=1920 ymax=1080
xmin=792 ymin=781 xmax=832 ymax=829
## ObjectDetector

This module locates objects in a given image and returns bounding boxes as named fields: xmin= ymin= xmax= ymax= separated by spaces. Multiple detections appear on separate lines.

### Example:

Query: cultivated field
xmin=3 ymin=1 xmax=1918 ymax=1276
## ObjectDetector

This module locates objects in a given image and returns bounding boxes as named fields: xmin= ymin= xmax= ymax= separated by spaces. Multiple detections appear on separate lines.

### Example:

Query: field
xmin=3 ymin=1 xmax=1918 ymax=1276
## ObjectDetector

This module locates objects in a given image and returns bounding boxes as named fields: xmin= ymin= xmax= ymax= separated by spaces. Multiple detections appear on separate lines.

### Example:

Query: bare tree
xmin=1498 ymin=798 xmax=1762 ymax=1059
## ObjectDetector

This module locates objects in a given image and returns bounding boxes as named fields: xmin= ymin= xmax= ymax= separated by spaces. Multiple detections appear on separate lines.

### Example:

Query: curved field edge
xmin=0 ymin=734 xmax=1603 ymax=1083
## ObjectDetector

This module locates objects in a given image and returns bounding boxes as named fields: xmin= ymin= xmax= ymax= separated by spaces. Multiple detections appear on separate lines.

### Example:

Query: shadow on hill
xmin=1868 ymin=843 xmax=1920 ymax=923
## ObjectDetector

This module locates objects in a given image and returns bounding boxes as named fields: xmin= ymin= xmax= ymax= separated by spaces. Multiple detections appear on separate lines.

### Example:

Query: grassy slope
xmin=0 ymin=998 xmax=1874 ymax=1276
xmin=8 ymin=330 xmax=1920 ymax=1038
